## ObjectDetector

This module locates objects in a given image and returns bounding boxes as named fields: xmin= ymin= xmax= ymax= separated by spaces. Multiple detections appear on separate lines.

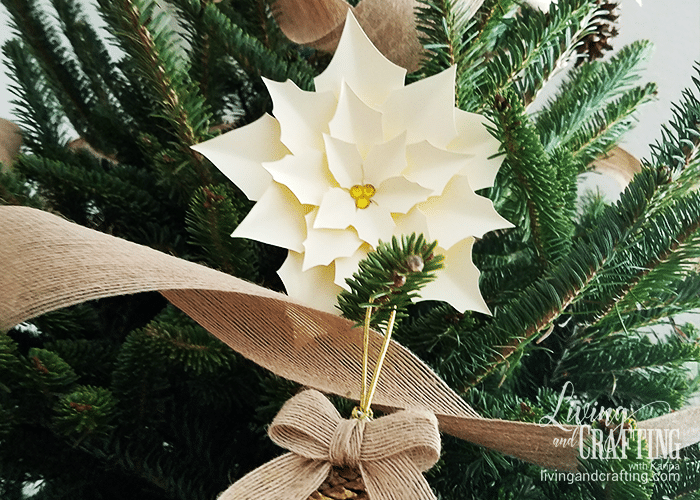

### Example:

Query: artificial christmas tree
xmin=1 ymin=0 xmax=700 ymax=499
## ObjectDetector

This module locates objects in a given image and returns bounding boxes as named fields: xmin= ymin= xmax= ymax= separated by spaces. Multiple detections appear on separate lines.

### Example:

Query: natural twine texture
xmin=218 ymin=389 xmax=440 ymax=500
xmin=271 ymin=0 xmax=486 ymax=72
xmin=2 ymin=206 xmax=700 ymax=472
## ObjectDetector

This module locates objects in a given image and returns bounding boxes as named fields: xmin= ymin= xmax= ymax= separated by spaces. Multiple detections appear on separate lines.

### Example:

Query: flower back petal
xmin=264 ymin=78 xmax=336 ymax=154
xmin=191 ymin=114 xmax=288 ymax=201
xmin=314 ymin=10 xmax=406 ymax=108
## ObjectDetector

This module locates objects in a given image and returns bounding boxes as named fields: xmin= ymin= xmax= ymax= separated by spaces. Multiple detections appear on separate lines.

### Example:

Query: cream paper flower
xmin=192 ymin=11 xmax=512 ymax=315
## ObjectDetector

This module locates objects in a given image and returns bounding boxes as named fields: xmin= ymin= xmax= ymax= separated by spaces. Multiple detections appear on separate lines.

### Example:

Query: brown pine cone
xmin=308 ymin=467 xmax=369 ymax=500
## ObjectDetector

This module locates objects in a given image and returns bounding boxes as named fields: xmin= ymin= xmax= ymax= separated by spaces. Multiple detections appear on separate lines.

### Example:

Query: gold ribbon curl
xmin=218 ymin=389 xmax=440 ymax=500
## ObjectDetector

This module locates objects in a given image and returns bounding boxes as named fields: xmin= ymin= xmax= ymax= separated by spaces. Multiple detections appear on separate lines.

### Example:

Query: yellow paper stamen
xmin=350 ymin=184 xmax=375 ymax=209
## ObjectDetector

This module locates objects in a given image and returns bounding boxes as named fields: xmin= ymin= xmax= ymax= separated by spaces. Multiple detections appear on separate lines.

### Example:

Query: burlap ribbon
xmin=271 ymin=0 xmax=486 ymax=72
xmin=218 ymin=389 xmax=440 ymax=500
xmin=2 ymin=206 xmax=700 ymax=474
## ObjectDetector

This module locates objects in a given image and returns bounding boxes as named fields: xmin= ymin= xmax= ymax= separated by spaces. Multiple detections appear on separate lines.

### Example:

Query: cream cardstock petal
xmin=405 ymin=141 xmax=473 ymax=194
xmin=419 ymin=176 xmax=513 ymax=248
xmin=329 ymin=82 xmax=383 ymax=157
xmin=314 ymin=10 xmax=406 ymax=108
xmin=302 ymin=212 xmax=363 ymax=270
xmin=334 ymin=244 xmax=371 ymax=289
xmin=392 ymin=206 xmax=430 ymax=239
xmin=374 ymin=177 xmax=431 ymax=214
xmin=263 ymin=78 xmax=336 ymax=153
xmin=314 ymin=188 xmax=356 ymax=230
xmin=352 ymin=204 xmax=395 ymax=247
xmin=263 ymin=149 xmax=332 ymax=206
xmin=323 ymin=135 xmax=363 ymax=189
xmin=191 ymin=114 xmax=287 ymax=201
xmin=449 ymin=109 xmax=503 ymax=191
xmin=362 ymin=132 xmax=407 ymax=187
xmin=278 ymin=251 xmax=342 ymax=314
xmin=232 ymin=183 xmax=306 ymax=252
xmin=379 ymin=66 xmax=458 ymax=146
xmin=419 ymin=238 xmax=491 ymax=315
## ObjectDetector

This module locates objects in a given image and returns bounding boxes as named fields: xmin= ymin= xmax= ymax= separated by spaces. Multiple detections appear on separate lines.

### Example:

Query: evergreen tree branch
xmin=94 ymin=0 xmax=213 ymax=185
xmin=493 ymin=90 xmax=575 ymax=264
xmin=2 ymin=39 xmax=65 ymax=156
xmin=536 ymin=40 xmax=654 ymax=154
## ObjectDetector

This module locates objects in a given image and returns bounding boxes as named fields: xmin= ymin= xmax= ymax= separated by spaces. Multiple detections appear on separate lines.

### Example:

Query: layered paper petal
xmin=191 ymin=114 xmax=288 ymax=200
xmin=263 ymin=149 xmax=332 ymax=206
xmin=449 ymin=109 xmax=503 ymax=191
xmin=374 ymin=177 xmax=431 ymax=214
xmin=362 ymin=132 xmax=407 ymax=186
xmin=314 ymin=188 xmax=357 ymax=230
xmin=379 ymin=66 xmax=458 ymax=146
xmin=264 ymin=78 xmax=336 ymax=154
xmin=329 ymin=82 xmax=384 ymax=156
xmin=303 ymin=211 xmax=363 ymax=270
xmin=279 ymin=252 xmax=342 ymax=314
xmin=232 ymin=183 xmax=306 ymax=252
xmin=405 ymin=141 xmax=474 ymax=194
xmin=324 ymin=135 xmax=363 ymax=189
xmin=314 ymin=11 xmax=406 ymax=107
xmin=419 ymin=238 xmax=491 ymax=315
xmin=418 ymin=177 xmax=513 ymax=248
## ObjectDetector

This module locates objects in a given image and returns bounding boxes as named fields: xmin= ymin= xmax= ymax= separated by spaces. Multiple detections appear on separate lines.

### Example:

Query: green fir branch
xmin=571 ymin=82 xmax=658 ymax=166
xmin=2 ymin=39 xmax=65 ymax=155
xmin=536 ymin=40 xmax=654 ymax=155
xmin=493 ymin=90 xmax=575 ymax=264
xmin=94 ymin=0 xmax=213 ymax=185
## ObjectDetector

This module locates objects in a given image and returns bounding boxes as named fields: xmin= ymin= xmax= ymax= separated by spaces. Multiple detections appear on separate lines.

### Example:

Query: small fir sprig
xmin=337 ymin=234 xmax=444 ymax=329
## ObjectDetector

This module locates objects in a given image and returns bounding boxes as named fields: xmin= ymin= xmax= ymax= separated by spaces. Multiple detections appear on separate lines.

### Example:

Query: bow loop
xmin=269 ymin=389 xmax=342 ymax=460
xmin=363 ymin=409 xmax=440 ymax=472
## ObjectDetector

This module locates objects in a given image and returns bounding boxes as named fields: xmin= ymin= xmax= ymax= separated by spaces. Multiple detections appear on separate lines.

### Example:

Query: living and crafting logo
xmin=539 ymin=381 xmax=681 ymax=460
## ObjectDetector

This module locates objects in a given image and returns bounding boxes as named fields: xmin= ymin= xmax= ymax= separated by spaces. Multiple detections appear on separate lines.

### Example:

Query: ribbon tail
xmin=362 ymin=456 xmax=436 ymax=500
xmin=218 ymin=453 xmax=331 ymax=500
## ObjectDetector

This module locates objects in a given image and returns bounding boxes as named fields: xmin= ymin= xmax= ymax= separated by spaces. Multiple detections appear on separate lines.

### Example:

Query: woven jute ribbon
xmin=218 ymin=389 xmax=440 ymax=500
xmin=271 ymin=0 xmax=486 ymax=72
xmin=2 ymin=206 xmax=700 ymax=475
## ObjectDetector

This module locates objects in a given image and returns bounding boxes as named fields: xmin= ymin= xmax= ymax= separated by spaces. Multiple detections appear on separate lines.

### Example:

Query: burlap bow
xmin=218 ymin=389 xmax=440 ymax=500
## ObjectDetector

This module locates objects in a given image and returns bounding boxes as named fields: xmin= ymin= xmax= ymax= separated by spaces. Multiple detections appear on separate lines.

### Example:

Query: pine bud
xmin=406 ymin=254 xmax=424 ymax=273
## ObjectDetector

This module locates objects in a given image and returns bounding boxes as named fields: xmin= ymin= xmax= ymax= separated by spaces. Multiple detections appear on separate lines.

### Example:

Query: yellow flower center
xmin=350 ymin=184 xmax=376 ymax=209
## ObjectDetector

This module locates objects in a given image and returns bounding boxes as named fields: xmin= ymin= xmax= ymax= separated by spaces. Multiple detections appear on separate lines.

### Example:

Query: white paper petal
xmin=392 ymin=206 xmax=430 ymax=239
xmin=263 ymin=78 xmax=336 ymax=154
xmin=278 ymin=251 xmax=342 ymax=314
xmin=379 ymin=66 xmax=458 ymax=146
xmin=419 ymin=238 xmax=491 ymax=315
xmin=324 ymin=135 xmax=363 ymax=189
xmin=314 ymin=187 xmax=356 ymax=230
xmin=314 ymin=11 xmax=406 ymax=108
xmin=232 ymin=182 xmax=306 ymax=252
xmin=263 ymin=149 xmax=332 ymax=205
xmin=419 ymin=176 xmax=513 ymax=248
xmin=405 ymin=141 xmax=473 ymax=194
xmin=329 ymin=82 xmax=383 ymax=157
xmin=302 ymin=211 xmax=363 ymax=270
xmin=374 ymin=177 xmax=431 ymax=214
xmin=334 ymin=244 xmax=371 ymax=289
xmin=191 ymin=114 xmax=288 ymax=200
xmin=352 ymin=204 xmax=395 ymax=247
xmin=448 ymin=109 xmax=503 ymax=191
xmin=362 ymin=132 xmax=407 ymax=187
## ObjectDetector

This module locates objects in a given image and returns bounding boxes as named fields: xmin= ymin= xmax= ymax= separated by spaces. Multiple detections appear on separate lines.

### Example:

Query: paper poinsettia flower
xmin=192 ymin=11 xmax=512 ymax=315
